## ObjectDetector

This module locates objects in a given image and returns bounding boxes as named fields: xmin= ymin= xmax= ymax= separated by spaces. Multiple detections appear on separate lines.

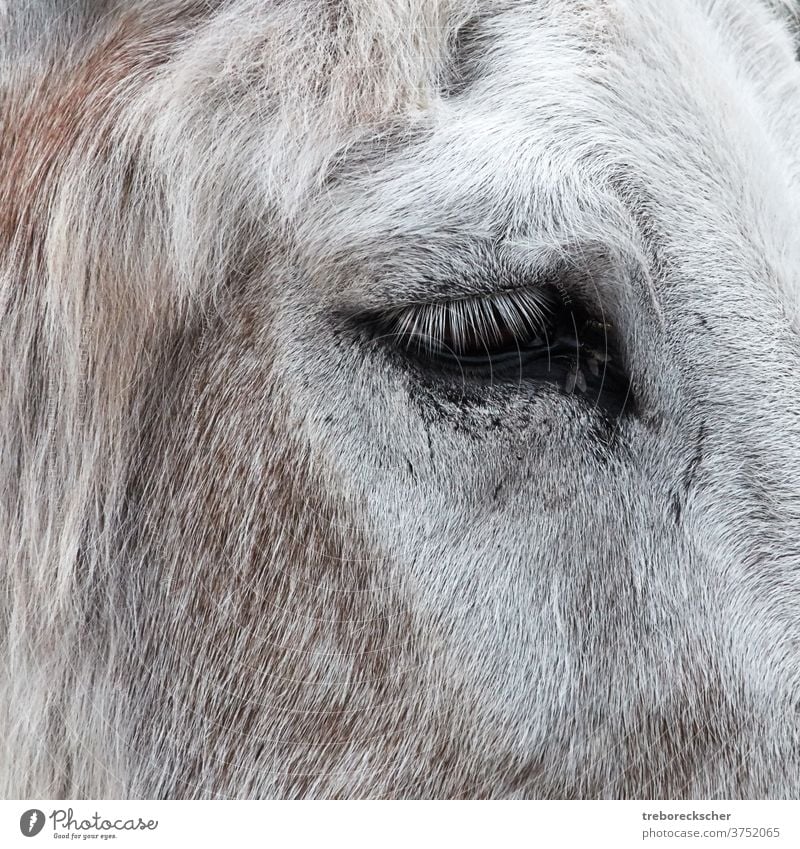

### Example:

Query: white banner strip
xmin=1 ymin=800 xmax=798 ymax=848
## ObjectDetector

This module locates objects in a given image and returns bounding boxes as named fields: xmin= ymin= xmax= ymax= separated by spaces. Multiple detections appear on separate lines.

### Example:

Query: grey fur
xmin=2 ymin=0 xmax=800 ymax=798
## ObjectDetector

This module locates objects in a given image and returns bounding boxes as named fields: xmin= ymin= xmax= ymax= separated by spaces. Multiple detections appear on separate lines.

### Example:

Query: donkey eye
xmin=364 ymin=286 xmax=633 ymax=416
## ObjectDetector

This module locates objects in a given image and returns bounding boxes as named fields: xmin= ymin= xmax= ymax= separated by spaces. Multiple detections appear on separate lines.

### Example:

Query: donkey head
xmin=2 ymin=0 xmax=800 ymax=798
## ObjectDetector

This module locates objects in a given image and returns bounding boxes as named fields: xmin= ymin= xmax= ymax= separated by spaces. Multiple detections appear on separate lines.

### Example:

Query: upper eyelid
xmin=377 ymin=282 xmax=557 ymax=319
xmin=330 ymin=237 xmax=576 ymax=314
xmin=334 ymin=239 xmax=630 ymax=339
xmin=340 ymin=259 xmax=570 ymax=329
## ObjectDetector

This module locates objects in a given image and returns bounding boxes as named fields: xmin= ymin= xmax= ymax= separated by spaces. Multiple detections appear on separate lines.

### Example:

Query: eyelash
xmin=379 ymin=287 xmax=557 ymax=359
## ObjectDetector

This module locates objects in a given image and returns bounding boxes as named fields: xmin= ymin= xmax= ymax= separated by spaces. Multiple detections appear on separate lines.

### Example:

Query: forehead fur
xmin=3 ymin=0 xmax=798 ymax=292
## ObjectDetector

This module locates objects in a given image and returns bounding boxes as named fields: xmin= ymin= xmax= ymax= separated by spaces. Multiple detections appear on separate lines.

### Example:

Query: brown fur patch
xmin=0 ymin=4 xmax=210 ymax=261
xmin=116 ymin=292 xmax=454 ymax=798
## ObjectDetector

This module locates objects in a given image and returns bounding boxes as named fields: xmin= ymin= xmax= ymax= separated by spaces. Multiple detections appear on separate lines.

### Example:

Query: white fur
xmin=2 ymin=0 xmax=800 ymax=798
